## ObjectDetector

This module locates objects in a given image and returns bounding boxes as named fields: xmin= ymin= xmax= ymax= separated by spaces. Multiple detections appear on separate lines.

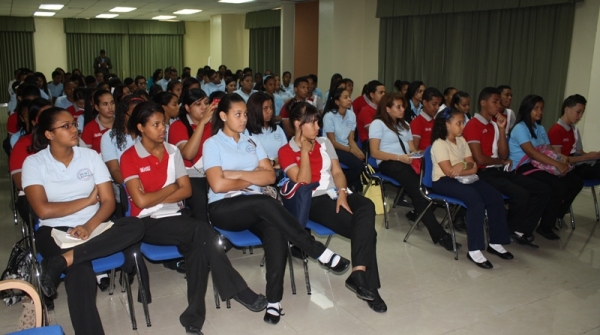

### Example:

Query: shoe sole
xmin=232 ymin=296 xmax=267 ymax=312
xmin=345 ymin=282 xmax=375 ymax=301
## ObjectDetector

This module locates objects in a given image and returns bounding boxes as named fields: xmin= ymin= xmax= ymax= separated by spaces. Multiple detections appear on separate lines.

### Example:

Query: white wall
xmin=184 ymin=21 xmax=211 ymax=71
xmin=280 ymin=3 xmax=295 ymax=75
xmin=33 ymin=18 xmax=67 ymax=77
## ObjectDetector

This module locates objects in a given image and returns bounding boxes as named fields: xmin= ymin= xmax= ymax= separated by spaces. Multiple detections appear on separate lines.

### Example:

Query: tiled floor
xmin=0 ymin=109 xmax=599 ymax=334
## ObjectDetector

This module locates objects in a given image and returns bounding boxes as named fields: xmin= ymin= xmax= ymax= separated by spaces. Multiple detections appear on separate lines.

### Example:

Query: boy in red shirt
xmin=356 ymin=80 xmax=385 ymax=146
xmin=411 ymin=87 xmax=442 ymax=150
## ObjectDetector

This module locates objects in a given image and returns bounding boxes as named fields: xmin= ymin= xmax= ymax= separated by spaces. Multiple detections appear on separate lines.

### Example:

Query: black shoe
xmin=367 ymin=290 xmax=387 ymax=313
xmin=44 ymin=296 xmax=54 ymax=311
xmin=97 ymin=277 xmax=110 ymax=292
xmin=405 ymin=210 xmax=418 ymax=222
xmin=233 ymin=293 xmax=267 ymax=312
xmin=176 ymin=260 xmax=186 ymax=274
xmin=319 ymin=254 xmax=350 ymax=273
xmin=486 ymin=246 xmax=514 ymax=260
xmin=510 ymin=232 xmax=539 ymax=249
xmin=184 ymin=325 xmax=203 ymax=335
xmin=345 ymin=272 xmax=375 ymax=301
xmin=437 ymin=235 xmax=462 ymax=251
xmin=290 ymin=245 xmax=304 ymax=260
xmin=467 ymin=252 xmax=493 ymax=269
xmin=524 ymin=233 xmax=535 ymax=243
xmin=263 ymin=306 xmax=284 ymax=325
xmin=452 ymin=216 xmax=467 ymax=232
xmin=536 ymin=227 xmax=560 ymax=240
xmin=40 ymin=256 xmax=67 ymax=297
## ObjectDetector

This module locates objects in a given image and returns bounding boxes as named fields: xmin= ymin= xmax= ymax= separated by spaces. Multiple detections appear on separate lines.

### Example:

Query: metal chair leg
xmin=392 ymin=188 xmax=404 ymax=209
xmin=592 ymin=186 xmax=600 ymax=222
xmin=9 ymin=174 xmax=18 ymax=225
xmin=403 ymin=202 xmax=433 ymax=242
xmin=108 ymin=269 xmax=116 ymax=295
xmin=301 ymin=251 xmax=311 ymax=295
xmin=444 ymin=202 xmax=458 ymax=260
xmin=380 ymin=180 xmax=389 ymax=229
xmin=286 ymin=243 xmax=297 ymax=295
xmin=260 ymin=255 xmax=266 ymax=267
xmin=133 ymin=253 xmax=151 ymax=327
xmin=214 ymin=282 xmax=220 ymax=309
xmin=570 ymin=206 xmax=575 ymax=230
xmin=123 ymin=271 xmax=137 ymax=330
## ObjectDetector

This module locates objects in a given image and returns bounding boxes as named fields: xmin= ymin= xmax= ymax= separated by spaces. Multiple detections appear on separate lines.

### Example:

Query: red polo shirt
xmin=168 ymin=116 xmax=212 ymax=167
xmin=9 ymin=134 xmax=33 ymax=176
xmin=352 ymin=95 xmax=367 ymax=117
xmin=410 ymin=111 xmax=435 ymax=150
xmin=81 ymin=117 xmax=110 ymax=153
xmin=66 ymin=105 xmax=84 ymax=121
xmin=7 ymin=112 xmax=19 ymax=135
xmin=357 ymin=104 xmax=376 ymax=143
xmin=463 ymin=114 xmax=498 ymax=168
xmin=548 ymin=119 xmax=576 ymax=156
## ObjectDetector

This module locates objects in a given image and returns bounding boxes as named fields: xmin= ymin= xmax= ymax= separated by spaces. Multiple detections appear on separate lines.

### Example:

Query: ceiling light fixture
xmin=33 ymin=11 xmax=56 ymax=16
xmin=173 ymin=9 xmax=202 ymax=15
xmin=39 ymin=4 xmax=64 ymax=10
xmin=152 ymin=15 xmax=177 ymax=20
xmin=96 ymin=13 xmax=119 ymax=18
xmin=219 ymin=0 xmax=254 ymax=3
xmin=110 ymin=7 xmax=136 ymax=13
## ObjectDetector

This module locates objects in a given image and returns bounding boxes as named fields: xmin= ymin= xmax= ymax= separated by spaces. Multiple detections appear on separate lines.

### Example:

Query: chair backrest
xmin=0 ymin=279 xmax=42 ymax=328
xmin=422 ymin=146 xmax=434 ymax=189
xmin=367 ymin=154 xmax=379 ymax=170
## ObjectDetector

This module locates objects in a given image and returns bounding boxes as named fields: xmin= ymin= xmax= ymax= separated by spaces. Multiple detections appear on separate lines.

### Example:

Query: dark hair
xmin=431 ymin=108 xmax=464 ymax=143
xmin=73 ymin=87 xmax=86 ymax=102
xmin=443 ymin=87 xmax=457 ymax=97
xmin=19 ymin=84 xmax=41 ymax=99
xmin=328 ymin=73 xmax=343 ymax=90
xmin=31 ymin=107 xmax=69 ymax=153
xmin=71 ymin=74 xmax=85 ymax=89
xmin=27 ymin=98 xmax=52 ymax=135
xmin=33 ymin=72 xmax=49 ymax=95
xmin=323 ymin=88 xmax=347 ymax=116
xmin=108 ymin=77 xmax=122 ymax=88
xmin=179 ymin=88 xmax=208 ymax=137
xmin=152 ymin=91 xmax=177 ymax=107
xmin=405 ymin=81 xmax=424 ymax=102
xmin=15 ymin=99 xmax=32 ymax=133
xmin=293 ymin=76 xmax=308 ymax=88
xmin=282 ymin=71 xmax=291 ymax=77
xmin=243 ymin=67 xmax=253 ymax=74
xmin=113 ymin=84 xmax=128 ymax=103
xmin=181 ymin=77 xmax=200 ymax=102
xmin=375 ymin=92 xmax=410 ymax=132
xmin=209 ymin=91 xmax=226 ymax=104
xmin=82 ymin=88 xmax=97 ymax=127
xmin=289 ymin=102 xmax=320 ymax=131
xmin=51 ymin=70 xmax=61 ymax=78
xmin=135 ymin=75 xmax=146 ymax=85
xmin=148 ymin=84 xmax=163 ymax=98
xmin=514 ymin=94 xmax=545 ymax=139
xmin=246 ymin=92 xmax=276 ymax=134
xmin=366 ymin=80 xmax=383 ymax=95
xmin=87 ymin=89 xmax=112 ymax=126
xmin=211 ymin=93 xmax=246 ymax=135
xmin=152 ymin=69 xmax=162 ymax=82
xmin=167 ymin=80 xmax=182 ymax=93
xmin=111 ymin=95 xmax=144 ymax=150
xmin=85 ymin=75 xmax=96 ymax=86
xmin=263 ymin=76 xmax=275 ymax=90
xmin=308 ymin=74 xmax=318 ymax=83
xmin=422 ymin=87 xmax=443 ymax=102
xmin=127 ymin=101 xmax=165 ymax=137
xmin=97 ymin=82 xmax=109 ymax=91
xmin=561 ymin=94 xmax=587 ymax=116
xmin=394 ymin=80 xmax=410 ymax=92
xmin=132 ymin=89 xmax=149 ymax=100
xmin=124 ymin=77 xmax=134 ymax=87
xmin=477 ymin=87 xmax=501 ymax=111
xmin=497 ymin=85 xmax=512 ymax=92
xmin=225 ymin=77 xmax=237 ymax=89
xmin=451 ymin=91 xmax=470 ymax=111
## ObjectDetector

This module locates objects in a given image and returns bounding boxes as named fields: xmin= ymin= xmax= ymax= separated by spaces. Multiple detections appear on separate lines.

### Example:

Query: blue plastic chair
xmin=564 ymin=179 xmax=600 ymax=229
xmin=364 ymin=154 xmax=404 ymax=229
xmin=301 ymin=220 xmax=338 ymax=295
xmin=403 ymin=146 xmax=462 ymax=260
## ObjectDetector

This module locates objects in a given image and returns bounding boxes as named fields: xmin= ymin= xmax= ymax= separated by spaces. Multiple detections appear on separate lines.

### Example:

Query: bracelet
xmin=339 ymin=187 xmax=348 ymax=194
xmin=397 ymin=154 xmax=400 ymax=161
xmin=462 ymin=161 xmax=468 ymax=170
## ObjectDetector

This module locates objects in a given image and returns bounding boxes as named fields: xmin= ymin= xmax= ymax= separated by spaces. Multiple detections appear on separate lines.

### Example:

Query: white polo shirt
xmin=323 ymin=110 xmax=356 ymax=146
xmin=203 ymin=130 xmax=268 ymax=203
xmin=100 ymin=130 xmax=137 ymax=163
xmin=22 ymin=146 xmax=111 ymax=228
xmin=247 ymin=126 xmax=287 ymax=160
xmin=235 ymin=88 xmax=258 ymax=103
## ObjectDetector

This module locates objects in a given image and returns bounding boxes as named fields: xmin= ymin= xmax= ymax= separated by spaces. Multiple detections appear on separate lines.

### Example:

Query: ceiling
xmin=0 ymin=0 xmax=291 ymax=22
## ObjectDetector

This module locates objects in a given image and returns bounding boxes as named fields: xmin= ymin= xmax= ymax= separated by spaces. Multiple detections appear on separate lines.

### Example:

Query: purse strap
xmin=396 ymin=127 xmax=409 ymax=155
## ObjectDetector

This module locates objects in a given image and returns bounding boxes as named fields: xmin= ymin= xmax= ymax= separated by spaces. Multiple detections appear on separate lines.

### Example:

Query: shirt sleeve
xmin=538 ymin=125 xmax=550 ymax=145
xmin=431 ymin=140 xmax=450 ymax=163
xmin=511 ymin=123 xmax=532 ymax=146
xmin=173 ymin=148 xmax=187 ymax=179
xmin=547 ymin=124 xmax=563 ymax=147
xmin=9 ymin=138 xmax=28 ymax=174
xmin=100 ymin=132 xmax=118 ymax=163
xmin=357 ymin=109 xmax=372 ymax=130
xmin=276 ymin=126 xmax=288 ymax=151
xmin=278 ymin=145 xmax=296 ymax=172
xmin=462 ymin=138 xmax=473 ymax=158
xmin=80 ymin=122 xmax=94 ymax=148
xmin=202 ymin=138 xmax=222 ymax=171
xmin=462 ymin=121 xmax=481 ymax=143
xmin=253 ymin=138 xmax=268 ymax=161
xmin=368 ymin=120 xmax=384 ymax=139
xmin=168 ymin=121 xmax=190 ymax=147
xmin=21 ymin=155 xmax=44 ymax=189
xmin=89 ymin=149 xmax=112 ymax=184
xmin=280 ymin=104 xmax=289 ymax=118
xmin=323 ymin=138 xmax=338 ymax=160
xmin=410 ymin=117 xmax=424 ymax=138
xmin=323 ymin=112 xmax=335 ymax=133
xmin=120 ymin=148 xmax=138 ymax=183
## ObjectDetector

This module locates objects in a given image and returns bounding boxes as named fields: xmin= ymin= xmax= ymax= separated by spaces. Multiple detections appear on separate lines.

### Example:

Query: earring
xmin=221 ymin=118 xmax=226 ymax=121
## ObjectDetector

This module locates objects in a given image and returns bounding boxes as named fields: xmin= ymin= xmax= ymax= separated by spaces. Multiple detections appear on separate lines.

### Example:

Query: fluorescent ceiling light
xmin=219 ymin=0 xmax=254 ymax=3
xmin=34 ymin=11 xmax=56 ymax=16
xmin=110 ymin=7 xmax=136 ymax=13
xmin=164 ymin=20 xmax=181 ymax=22
xmin=39 ymin=4 xmax=64 ymax=10
xmin=96 ymin=13 xmax=119 ymax=18
xmin=152 ymin=15 xmax=176 ymax=20
xmin=173 ymin=9 xmax=202 ymax=15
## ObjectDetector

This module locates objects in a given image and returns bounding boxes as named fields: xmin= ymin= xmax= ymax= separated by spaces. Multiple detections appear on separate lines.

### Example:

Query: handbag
xmin=360 ymin=165 xmax=388 ymax=215
xmin=397 ymin=133 xmax=421 ymax=175
xmin=279 ymin=178 xmax=320 ymax=227
xmin=515 ymin=145 xmax=574 ymax=177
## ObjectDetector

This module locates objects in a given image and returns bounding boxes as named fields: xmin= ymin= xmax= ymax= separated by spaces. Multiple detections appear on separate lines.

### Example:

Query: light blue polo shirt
xmin=509 ymin=121 xmax=550 ymax=170
xmin=48 ymin=82 xmax=63 ymax=98
xmin=369 ymin=119 xmax=413 ymax=165
xmin=22 ymin=146 xmax=112 ymax=228
xmin=323 ymin=110 xmax=356 ymax=146
xmin=235 ymin=89 xmax=258 ymax=103
xmin=203 ymin=130 xmax=268 ymax=203
xmin=247 ymin=126 xmax=287 ymax=159
xmin=410 ymin=99 xmax=423 ymax=118
xmin=273 ymin=94 xmax=284 ymax=116
xmin=55 ymin=96 xmax=73 ymax=110
xmin=203 ymin=82 xmax=226 ymax=96
xmin=314 ymin=87 xmax=323 ymax=99
xmin=100 ymin=130 xmax=137 ymax=163
xmin=156 ymin=78 xmax=170 ymax=91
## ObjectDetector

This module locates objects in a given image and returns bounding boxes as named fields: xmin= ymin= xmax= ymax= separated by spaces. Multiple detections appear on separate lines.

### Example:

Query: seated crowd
xmin=5 ymin=64 xmax=598 ymax=335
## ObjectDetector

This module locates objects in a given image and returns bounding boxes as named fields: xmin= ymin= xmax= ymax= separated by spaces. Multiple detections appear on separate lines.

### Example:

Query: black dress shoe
xmin=405 ymin=210 xmax=419 ymax=222
xmin=486 ymin=246 xmax=514 ymax=260
xmin=345 ymin=272 xmax=375 ymax=301
xmin=263 ymin=306 xmax=284 ymax=325
xmin=184 ymin=325 xmax=203 ymax=335
xmin=233 ymin=293 xmax=267 ymax=312
xmin=467 ymin=252 xmax=493 ymax=269
xmin=97 ymin=277 xmax=111 ymax=292
xmin=367 ymin=290 xmax=387 ymax=313
xmin=510 ymin=233 xmax=539 ymax=249
xmin=437 ymin=235 xmax=462 ymax=251
xmin=319 ymin=254 xmax=350 ymax=273
xmin=536 ymin=227 xmax=560 ymax=240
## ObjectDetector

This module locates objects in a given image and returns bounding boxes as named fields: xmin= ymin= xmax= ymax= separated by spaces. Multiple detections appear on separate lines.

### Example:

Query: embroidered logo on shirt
xmin=245 ymin=144 xmax=256 ymax=153
xmin=94 ymin=133 xmax=102 ymax=138
xmin=274 ymin=134 xmax=282 ymax=140
xmin=77 ymin=168 xmax=93 ymax=181
xmin=139 ymin=166 xmax=151 ymax=173
xmin=346 ymin=120 xmax=355 ymax=129
xmin=482 ymin=129 xmax=488 ymax=133
xmin=563 ymin=138 xmax=569 ymax=142
xmin=425 ymin=127 xmax=432 ymax=131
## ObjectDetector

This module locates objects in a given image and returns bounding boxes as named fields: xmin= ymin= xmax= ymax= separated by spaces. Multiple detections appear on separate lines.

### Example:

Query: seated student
xmin=147 ymin=69 xmax=162 ymax=90
xmin=280 ymin=71 xmax=293 ymax=96
xmin=167 ymin=80 xmax=183 ymax=99
xmin=394 ymin=80 xmax=410 ymax=96
xmin=4 ymin=85 xmax=41 ymax=156
xmin=280 ymin=77 xmax=311 ymax=137
xmin=404 ymin=81 xmax=425 ymax=123
xmin=274 ymin=75 xmax=292 ymax=100
xmin=180 ymin=77 xmax=201 ymax=102
xmin=85 ymin=75 xmax=97 ymax=89
xmin=47 ymin=70 xmax=63 ymax=100
xmin=279 ymin=101 xmax=385 ymax=313
xmin=55 ymin=78 xmax=77 ymax=109
xmin=306 ymin=75 xmax=324 ymax=112
xmin=509 ymin=95 xmax=584 ymax=240
xmin=548 ymin=94 xmax=600 ymax=179
xmin=167 ymin=88 xmax=215 ymax=220
xmin=120 ymin=101 xmax=266 ymax=335
xmin=81 ymin=90 xmax=114 ymax=153
xmin=356 ymin=80 xmax=386 ymax=147
xmin=202 ymin=69 xmax=226 ymax=95
xmin=134 ymin=76 xmax=146 ymax=92
xmin=246 ymin=92 xmax=287 ymax=169
xmin=369 ymin=93 xmax=459 ymax=251
xmin=235 ymin=73 xmax=257 ymax=103
xmin=66 ymin=88 xmax=86 ymax=125
xmin=352 ymin=84 xmax=368 ymax=117
xmin=450 ymin=91 xmax=472 ymax=124
xmin=22 ymin=107 xmax=145 ymax=335
xmin=463 ymin=88 xmax=551 ymax=248
xmin=112 ymin=84 xmax=131 ymax=103
xmin=497 ymin=85 xmax=516 ymax=134
xmin=411 ymin=87 xmax=443 ymax=151
xmin=156 ymin=68 xmax=171 ymax=91
xmin=439 ymin=87 xmax=457 ymax=112
xmin=225 ymin=77 xmax=237 ymax=94
xmin=152 ymin=91 xmax=179 ymax=125
xmin=34 ymin=72 xmax=52 ymax=101
xmin=254 ymin=72 xmax=264 ymax=91
xmin=324 ymin=73 xmax=343 ymax=102
xmin=124 ymin=77 xmax=136 ymax=93
xmin=204 ymin=93 xmax=351 ymax=325
xmin=323 ymin=88 xmax=365 ymax=192
xmin=262 ymin=76 xmax=285 ymax=118
xmin=9 ymin=99 xmax=31 ymax=148
xmin=431 ymin=108 xmax=513 ymax=269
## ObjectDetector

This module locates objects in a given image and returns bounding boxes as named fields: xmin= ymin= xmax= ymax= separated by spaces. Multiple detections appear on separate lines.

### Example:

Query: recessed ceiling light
xmin=219 ymin=0 xmax=254 ymax=3
xmin=173 ymin=9 xmax=202 ymax=15
xmin=39 ymin=4 xmax=64 ymax=10
xmin=34 ymin=11 xmax=56 ymax=16
xmin=110 ymin=7 xmax=136 ymax=13
xmin=96 ymin=13 xmax=119 ymax=18
xmin=152 ymin=15 xmax=176 ymax=20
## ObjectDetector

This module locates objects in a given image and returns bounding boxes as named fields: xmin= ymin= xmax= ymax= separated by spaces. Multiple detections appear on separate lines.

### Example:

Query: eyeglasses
xmin=50 ymin=122 xmax=78 ymax=131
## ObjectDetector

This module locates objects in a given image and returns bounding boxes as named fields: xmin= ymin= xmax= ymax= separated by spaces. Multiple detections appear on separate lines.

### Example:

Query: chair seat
xmin=140 ymin=243 xmax=182 ymax=261
xmin=306 ymin=220 xmax=335 ymax=236
xmin=429 ymin=193 xmax=467 ymax=208
xmin=213 ymin=228 xmax=262 ymax=247
xmin=373 ymin=173 xmax=401 ymax=187
xmin=6 ymin=325 xmax=64 ymax=335
xmin=339 ymin=163 xmax=350 ymax=169
xmin=583 ymin=179 xmax=600 ymax=187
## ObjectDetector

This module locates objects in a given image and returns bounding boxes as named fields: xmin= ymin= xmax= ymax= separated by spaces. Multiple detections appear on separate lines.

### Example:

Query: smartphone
xmin=212 ymin=98 xmax=221 ymax=105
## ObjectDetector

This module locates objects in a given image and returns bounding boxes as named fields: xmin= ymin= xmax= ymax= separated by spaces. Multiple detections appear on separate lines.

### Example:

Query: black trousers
xmin=379 ymin=160 xmax=448 ymax=243
xmin=36 ymin=217 xmax=145 ymax=335
xmin=187 ymin=177 xmax=208 ymax=220
xmin=309 ymin=194 xmax=381 ymax=289
xmin=573 ymin=162 xmax=600 ymax=180
xmin=208 ymin=195 xmax=329 ymax=302
xmin=335 ymin=149 xmax=364 ymax=192
xmin=432 ymin=177 xmax=510 ymax=251
xmin=478 ymin=168 xmax=551 ymax=235
xmin=516 ymin=163 xmax=584 ymax=231
xmin=140 ymin=210 xmax=248 ymax=329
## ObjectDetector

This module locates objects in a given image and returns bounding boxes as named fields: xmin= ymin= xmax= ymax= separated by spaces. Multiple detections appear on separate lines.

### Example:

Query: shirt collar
xmin=474 ymin=113 xmax=490 ymax=125
xmin=133 ymin=141 xmax=174 ymax=158
xmin=95 ymin=116 xmax=107 ymax=131
xmin=557 ymin=118 xmax=571 ymax=131
xmin=419 ymin=110 xmax=433 ymax=122
xmin=288 ymin=137 xmax=301 ymax=152
xmin=43 ymin=145 xmax=81 ymax=163
xmin=216 ymin=129 xmax=250 ymax=146
xmin=364 ymin=95 xmax=377 ymax=109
